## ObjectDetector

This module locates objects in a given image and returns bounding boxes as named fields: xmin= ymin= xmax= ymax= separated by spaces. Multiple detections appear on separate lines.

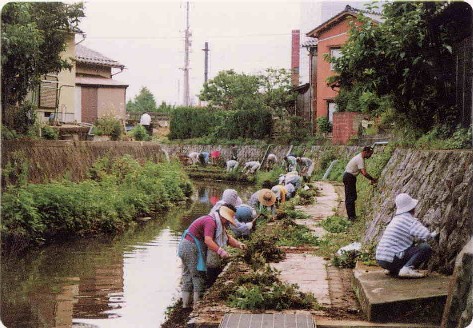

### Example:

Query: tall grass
xmin=1 ymin=156 xmax=192 ymax=253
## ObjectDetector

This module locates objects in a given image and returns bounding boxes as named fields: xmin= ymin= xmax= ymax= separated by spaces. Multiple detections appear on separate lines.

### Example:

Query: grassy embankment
xmin=1 ymin=155 xmax=193 ymax=254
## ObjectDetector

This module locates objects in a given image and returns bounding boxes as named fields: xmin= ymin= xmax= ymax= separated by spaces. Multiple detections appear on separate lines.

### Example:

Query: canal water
xmin=1 ymin=181 xmax=254 ymax=328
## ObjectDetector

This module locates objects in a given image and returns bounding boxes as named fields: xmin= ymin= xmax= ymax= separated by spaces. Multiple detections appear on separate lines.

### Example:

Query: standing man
xmin=139 ymin=112 xmax=152 ymax=136
xmin=343 ymin=146 xmax=377 ymax=221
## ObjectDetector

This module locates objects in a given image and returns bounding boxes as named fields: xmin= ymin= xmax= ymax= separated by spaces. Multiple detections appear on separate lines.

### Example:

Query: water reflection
xmin=1 ymin=181 xmax=253 ymax=328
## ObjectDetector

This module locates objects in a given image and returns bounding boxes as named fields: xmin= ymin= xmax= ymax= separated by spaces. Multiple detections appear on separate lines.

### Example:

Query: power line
xmin=85 ymin=32 xmax=292 ymax=40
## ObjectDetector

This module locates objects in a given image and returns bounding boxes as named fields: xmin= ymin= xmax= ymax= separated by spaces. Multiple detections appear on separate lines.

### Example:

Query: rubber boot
xmin=193 ymin=292 xmax=201 ymax=308
xmin=182 ymin=291 xmax=191 ymax=308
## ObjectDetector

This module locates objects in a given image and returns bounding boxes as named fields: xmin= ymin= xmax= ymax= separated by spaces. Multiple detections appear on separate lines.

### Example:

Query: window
xmin=39 ymin=74 xmax=59 ymax=109
xmin=330 ymin=48 xmax=342 ymax=71
xmin=328 ymin=101 xmax=338 ymax=123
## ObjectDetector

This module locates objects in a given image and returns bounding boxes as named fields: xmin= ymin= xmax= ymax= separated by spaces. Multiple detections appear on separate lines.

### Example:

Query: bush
xmin=169 ymin=107 xmax=273 ymax=140
xmin=129 ymin=124 xmax=149 ymax=141
xmin=41 ymin=125 xmax=59 ymax=140
xmin=316 ymin=117 xmax=332 ymax=133
xmin=92 ymin=115 xmax=123 ymax=140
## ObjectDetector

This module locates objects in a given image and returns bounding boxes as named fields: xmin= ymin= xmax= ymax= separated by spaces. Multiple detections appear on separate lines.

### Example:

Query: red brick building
xmin=304 ymin=6 xmax=381 ymax=143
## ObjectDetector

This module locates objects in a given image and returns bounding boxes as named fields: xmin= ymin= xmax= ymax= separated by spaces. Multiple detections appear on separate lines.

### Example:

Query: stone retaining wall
xmin=2 ymin=140 xmax=165 ymax=184
xmin=363 ymin=149 xmax=473 ymax=274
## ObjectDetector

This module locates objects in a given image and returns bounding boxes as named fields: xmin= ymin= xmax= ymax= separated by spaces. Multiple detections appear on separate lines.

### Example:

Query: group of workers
xmin=177 ymin=168 xmax=305 ymax=309
xmin=185 ymin=149 xmax=315 ymax=182
xmin=178 ymin=145 xmax=436 ymax=313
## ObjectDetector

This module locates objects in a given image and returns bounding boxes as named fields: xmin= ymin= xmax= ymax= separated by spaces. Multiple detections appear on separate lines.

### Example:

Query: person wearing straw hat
xmin=376 ymin=193 xmax=438 ymax=278
xmin=178 ymin=203 xmax=246 ymax=308
xmin=271 ymin=184 xmax=288 ymax=205
xmin=343 ymin=146 xmax=377 ymax=221
xmin=248 ymin=188 xmax=277 ymax=216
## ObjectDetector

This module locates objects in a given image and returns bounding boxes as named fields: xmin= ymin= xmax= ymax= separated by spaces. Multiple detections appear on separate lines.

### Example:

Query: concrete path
xmin=294 ymin=181 xmax=340 ymax=238
xmin=271 ymin=181 xmax=342 ymax=307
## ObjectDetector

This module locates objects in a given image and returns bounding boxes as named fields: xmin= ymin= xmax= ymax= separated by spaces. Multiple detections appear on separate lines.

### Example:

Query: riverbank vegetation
xmin=1 ymin=155 xmax=192 ymax=254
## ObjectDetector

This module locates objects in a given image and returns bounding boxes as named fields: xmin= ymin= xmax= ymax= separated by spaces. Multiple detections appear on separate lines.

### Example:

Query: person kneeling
xmin=375 ymin=193 xmax=438 ymax=278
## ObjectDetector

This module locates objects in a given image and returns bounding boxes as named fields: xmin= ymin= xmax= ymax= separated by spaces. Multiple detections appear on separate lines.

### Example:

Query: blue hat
xmin=235 ymin=206 xmax=254 ymax=222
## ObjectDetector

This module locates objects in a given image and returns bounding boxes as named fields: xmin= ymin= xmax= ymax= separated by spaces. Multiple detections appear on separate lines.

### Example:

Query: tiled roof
xmin=306 ymin=5 xmax=383 ymax=38
xmin=301 ymin=39 xmax=318 ymax=48
xmin=75 ymin=44 xmax=125 ymax=69
xmin=76 ymin=76 xmax=128 ymax=87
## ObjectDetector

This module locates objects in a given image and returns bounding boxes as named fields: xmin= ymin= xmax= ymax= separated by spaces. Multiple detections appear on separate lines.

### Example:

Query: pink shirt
xmin=185 ymin=215 xmax=216 ymax=243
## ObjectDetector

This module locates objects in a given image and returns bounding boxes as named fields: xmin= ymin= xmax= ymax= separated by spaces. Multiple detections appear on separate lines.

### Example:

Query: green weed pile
xmin=1 ymin=155 xmax=192 ymax=252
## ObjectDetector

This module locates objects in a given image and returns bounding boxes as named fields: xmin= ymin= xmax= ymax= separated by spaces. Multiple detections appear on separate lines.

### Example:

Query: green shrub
xmin=1 ymin=124 xmax=19 ymax=140
xmin=41 ymin=125 xmax=59 ymax=140
xmin=317 ymin=117 xmax=332 ymax=133
xmin=129 ymin=124 xmax=149 ymax=141
xmin=92 ymin=115 xmax=123 ymax=140
xmin=169 ymin=106 xmax=272 ymax=140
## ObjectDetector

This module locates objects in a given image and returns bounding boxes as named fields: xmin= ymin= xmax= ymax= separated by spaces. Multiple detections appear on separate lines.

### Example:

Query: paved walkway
xmin=271 ymin=181 xmax=342 ymax=307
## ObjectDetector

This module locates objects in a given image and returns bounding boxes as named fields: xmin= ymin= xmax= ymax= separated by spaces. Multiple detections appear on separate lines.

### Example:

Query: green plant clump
xmin=92 ymin=115 xmax=123 ymax=140
xmin=129 ymin=124 xmax=150 ymax=141
xmin=41 ymin=125 xmax=59 ymax=140
xmin=320 ymin=216 xmax=352 ymax=233
xmin=1 ymin=156 xmax=192 ymax=252
xmin=228 ymin=266 xmax=317 ymax=310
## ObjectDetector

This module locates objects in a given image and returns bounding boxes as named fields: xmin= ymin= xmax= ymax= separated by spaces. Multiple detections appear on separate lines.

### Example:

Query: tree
xmin=259 ymin=68 xmax=295 ymax=116
xmin=1 ymin=2 xmax=84 ymax=112
xmin=126 ymin=87 xmax=158 ymax=113
xmin=199 ymin=70 xmax=263 ymax=111
xmin=330 ymin=2 xmax=463 ymax=133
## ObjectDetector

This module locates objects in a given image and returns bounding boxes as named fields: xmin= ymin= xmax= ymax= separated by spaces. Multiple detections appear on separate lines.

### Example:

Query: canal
xmin=1 ymin=181 xmax=254 ymax=328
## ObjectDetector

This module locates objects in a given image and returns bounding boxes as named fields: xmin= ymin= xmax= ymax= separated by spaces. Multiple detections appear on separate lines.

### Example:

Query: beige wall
xmin=56 ymin=36 xmax=76 ymax=123
xmin=97 ymin=87 xmax=127 ymax=120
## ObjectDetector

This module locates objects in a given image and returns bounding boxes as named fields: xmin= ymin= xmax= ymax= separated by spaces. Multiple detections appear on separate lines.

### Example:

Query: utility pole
xmin=203 ymin=41 xmax=209 ymax=84
xmin=182 ymin=1 xmax=191 ymax=106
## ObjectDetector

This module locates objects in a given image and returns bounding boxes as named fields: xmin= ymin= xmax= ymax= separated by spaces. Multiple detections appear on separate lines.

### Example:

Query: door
xmin=81 ymin=87 xmax=98 ymax=123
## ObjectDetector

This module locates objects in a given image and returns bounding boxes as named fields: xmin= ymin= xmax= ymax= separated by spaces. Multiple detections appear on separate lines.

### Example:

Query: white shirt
xmin=345 ymin=153 xmax=365 ymax=176
xmin=140 ymin=113 xmax=151 ymax=125
xmin=376 ymin=212 xmax=432 ymax=262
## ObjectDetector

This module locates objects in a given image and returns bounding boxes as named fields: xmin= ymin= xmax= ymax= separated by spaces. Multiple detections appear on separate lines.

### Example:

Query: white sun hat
xmin=395 ymin=193 xmax=419 ymax=215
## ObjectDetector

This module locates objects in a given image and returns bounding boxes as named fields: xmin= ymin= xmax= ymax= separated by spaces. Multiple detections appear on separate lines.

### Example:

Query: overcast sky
xmin=79 ymin=0 xmax=302 ymax=106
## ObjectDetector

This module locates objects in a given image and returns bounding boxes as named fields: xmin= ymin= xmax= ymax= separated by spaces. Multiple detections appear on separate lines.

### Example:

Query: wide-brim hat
xmin=395 ymin=193 xmax=418 ymax=215
xmin=219 ymin=205 xmax=237 ymax=226
xmin=258 ymin=189 xmax=276 ymax=207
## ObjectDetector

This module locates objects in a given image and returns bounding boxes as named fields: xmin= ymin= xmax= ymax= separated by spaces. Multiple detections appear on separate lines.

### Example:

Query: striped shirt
xmin=375 ymin=212 xmax=431 ymax=262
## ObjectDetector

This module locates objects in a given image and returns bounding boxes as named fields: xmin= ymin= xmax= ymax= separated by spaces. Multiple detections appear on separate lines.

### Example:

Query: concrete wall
xmin=363 ymin=149 xmax=473 ymax=274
